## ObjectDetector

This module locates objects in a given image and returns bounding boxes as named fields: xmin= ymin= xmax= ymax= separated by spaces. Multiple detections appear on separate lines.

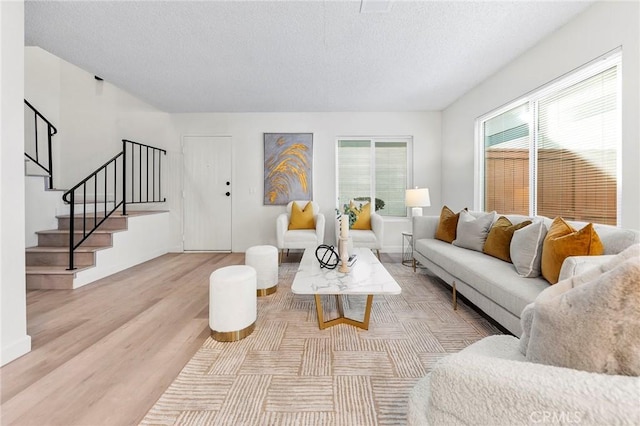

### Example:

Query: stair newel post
xmin=67 ymin=191 xmax=76 ymax=270
xmin=122 ymin=140 xmax=127 ymax=216
xmin=47 ymin=127 xmax=53 ymax=190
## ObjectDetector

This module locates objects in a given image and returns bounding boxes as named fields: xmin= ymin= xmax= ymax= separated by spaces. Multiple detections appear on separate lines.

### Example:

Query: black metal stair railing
xmin=62 ymin=139 xmax=167 ymax=270
xmin=24 ymin=100 xmax=57 ymax=189
xmin=121 ymin=139 xmax=168 ymax=215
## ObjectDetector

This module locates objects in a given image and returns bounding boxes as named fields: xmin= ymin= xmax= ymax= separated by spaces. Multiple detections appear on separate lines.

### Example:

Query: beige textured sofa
xmin=408 ymin=244 xmax=640 ymax=425
xmin=411 ymin=213 xmax=639 ymax=336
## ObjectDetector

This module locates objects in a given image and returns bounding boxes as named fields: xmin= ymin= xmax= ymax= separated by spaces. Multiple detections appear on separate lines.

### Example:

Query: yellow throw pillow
xmin=288 ymin=202 xmax=315 ymax=230
xmin=435 ymin=206 xmax=462 ymax=243
xmin=541 ymin=217 xmax=604 ymax=284
xmin=351 ymin=202 xmax=372 ymax=230
xmin=483 ymin=216 xmax=532 ymax=263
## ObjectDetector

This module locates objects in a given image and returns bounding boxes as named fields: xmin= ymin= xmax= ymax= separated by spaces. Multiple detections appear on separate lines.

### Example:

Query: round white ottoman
xmin=209 ymin=265 xmax=257 ymax=342
xmin=245 ymin=245 xmax=279 ymax=296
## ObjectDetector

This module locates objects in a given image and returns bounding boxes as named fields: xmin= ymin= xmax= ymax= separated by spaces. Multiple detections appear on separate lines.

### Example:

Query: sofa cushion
xmin=415 ymin=238 xmax=549 ymax=317
xmin=453 ymin=210 xmax=496 ymax=252
xmin=349 ymin=229 xmax=377 ymax=244
xmin=541 ymin=217 xmax=604 ymax=284
xmin=511 ymin=221 xmax=547 ymax=278
xmin=527 ymin=253 xmax=640 ymax=375
xmin=434 ymin=206 xmax=461 ymax=243
xmin=483 ymin=216 xmax=532 ymax=262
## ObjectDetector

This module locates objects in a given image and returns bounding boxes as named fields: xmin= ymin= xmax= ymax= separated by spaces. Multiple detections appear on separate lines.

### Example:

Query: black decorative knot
xmin=315 ymin=245 xmax=339 ymax=269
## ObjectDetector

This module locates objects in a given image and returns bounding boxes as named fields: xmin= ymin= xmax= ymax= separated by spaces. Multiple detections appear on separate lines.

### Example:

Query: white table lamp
xmin=405 ymin=188 xmax=431 ymax=217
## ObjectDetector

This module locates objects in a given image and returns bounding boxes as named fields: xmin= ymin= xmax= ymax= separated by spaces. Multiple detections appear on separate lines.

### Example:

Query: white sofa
xmin=411 ymin=213 xmax=639 ymax=336
xmin=407 ymin=335 xmax=640 ymax=426
xmin=408 ymin=243 xmax=640 ymax=425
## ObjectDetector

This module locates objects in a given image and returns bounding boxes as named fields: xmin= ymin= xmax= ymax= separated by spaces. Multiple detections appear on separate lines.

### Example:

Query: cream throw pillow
xmin=452 ymin=210 xmax=496 ymax=252
xmin=526 ymin=247 xmax=640 ymax=375
xmin=519 ymin=244 xmax=640 ymax=356
xmin=510 ymin=221 xmax=547 ymax=278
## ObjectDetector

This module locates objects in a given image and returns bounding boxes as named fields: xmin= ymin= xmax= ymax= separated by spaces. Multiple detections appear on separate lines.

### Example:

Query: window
xmin=478 ymin=50 xmax=620 ymax=225
xmin=337 ymin=137 xmax=411 ymax=217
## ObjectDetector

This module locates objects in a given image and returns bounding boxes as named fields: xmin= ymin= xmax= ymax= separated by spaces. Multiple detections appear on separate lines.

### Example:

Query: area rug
xmin=141 ymin=259 xmax=502 ymax=425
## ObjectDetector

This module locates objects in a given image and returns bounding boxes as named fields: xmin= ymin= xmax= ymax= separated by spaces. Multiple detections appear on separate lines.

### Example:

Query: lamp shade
xmin=406 ymin=188 xmax=431 ymax=218
xmin=405 ymin=188 xmax=431 ymax=207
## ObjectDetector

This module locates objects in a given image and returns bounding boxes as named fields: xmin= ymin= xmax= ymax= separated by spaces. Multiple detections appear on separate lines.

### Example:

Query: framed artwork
xmin=264 ymin=133 xmax=313 ymax=205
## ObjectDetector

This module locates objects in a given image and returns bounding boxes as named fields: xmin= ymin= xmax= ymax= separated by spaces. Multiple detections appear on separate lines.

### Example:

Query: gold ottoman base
xmin=257 ymin=285 xmax=277 ymax=297
xmin=211 ymin=321 xmax=255 ymax=342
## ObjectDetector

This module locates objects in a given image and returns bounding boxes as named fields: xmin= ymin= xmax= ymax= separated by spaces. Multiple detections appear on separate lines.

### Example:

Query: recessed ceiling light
xmin=360 ymin=0 xmax=393 ymax=14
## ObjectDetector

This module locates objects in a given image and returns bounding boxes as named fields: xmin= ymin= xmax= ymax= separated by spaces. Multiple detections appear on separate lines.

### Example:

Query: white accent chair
xmin=335 ymin=206 xmax=384 ymax=259
xmin=276 ymin=201 xmax=325 ymax=263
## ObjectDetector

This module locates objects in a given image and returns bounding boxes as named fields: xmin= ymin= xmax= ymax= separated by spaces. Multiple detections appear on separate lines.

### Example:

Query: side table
xmin=401 ymin=231 xmax=413 ymax=267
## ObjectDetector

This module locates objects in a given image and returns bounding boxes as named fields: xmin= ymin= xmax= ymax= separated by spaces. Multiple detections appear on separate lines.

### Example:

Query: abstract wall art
xmin=264 ymin=133 xmax=313 ymax=205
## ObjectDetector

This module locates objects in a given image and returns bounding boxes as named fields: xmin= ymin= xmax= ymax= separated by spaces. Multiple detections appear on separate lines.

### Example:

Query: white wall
xmin=441 ymin=1 xmax=640 ymax=230
xmin=1 ymin=0 xmax=31 ymax=366
xmin=170 ymin=112 xmax=442 ymax=252
xmin=25 ymin=48 xmax=443 ymax=254
xmin=73 ymin=212 xmax=172 ymax=288
xmin=24 ymin=47 xmax=179 ymax=190
xmin=24 ymin=176 xmax=65 ymax=247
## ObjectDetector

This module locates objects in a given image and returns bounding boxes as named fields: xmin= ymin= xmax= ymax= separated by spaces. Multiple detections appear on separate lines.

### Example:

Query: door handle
xmin=226 ymin=192 xmax=231 ymax=196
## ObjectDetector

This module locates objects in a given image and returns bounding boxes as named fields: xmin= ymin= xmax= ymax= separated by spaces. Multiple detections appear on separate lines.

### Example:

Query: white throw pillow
xmin=510 ymin=220 xmax=547 ymax=277
xmin=519 ymin=244 xmax=640 ymax=356
xmin=452 ymin=210 xmax=496 ymax=252
xmin=526 ymin=254 xmax=640 ymax=375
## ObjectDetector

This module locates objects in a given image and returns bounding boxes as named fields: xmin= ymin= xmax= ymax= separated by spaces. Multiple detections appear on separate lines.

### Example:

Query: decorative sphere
xmin=315 ymin=245 xmax=339 ymax=269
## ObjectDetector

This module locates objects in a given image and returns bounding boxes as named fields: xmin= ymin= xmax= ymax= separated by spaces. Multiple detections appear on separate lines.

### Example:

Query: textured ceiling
xmin=25 ymin=1 xmax=593 ymax=113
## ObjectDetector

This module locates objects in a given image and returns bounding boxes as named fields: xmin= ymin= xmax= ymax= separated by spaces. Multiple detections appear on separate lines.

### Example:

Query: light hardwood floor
xmin=1 ymin=252 xmax=247 ymax=426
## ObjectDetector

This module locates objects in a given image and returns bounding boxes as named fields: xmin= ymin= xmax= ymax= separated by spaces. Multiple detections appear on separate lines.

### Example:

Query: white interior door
xmin=183 ymin=136 xmax=232 ymax=251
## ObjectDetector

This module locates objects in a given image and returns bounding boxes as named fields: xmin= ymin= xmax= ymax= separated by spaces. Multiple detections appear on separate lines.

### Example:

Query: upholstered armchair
xmin=276 ymin=201 xmax=325 ymax=263
xmin=335 ymin=202 xmax=384 ymax=259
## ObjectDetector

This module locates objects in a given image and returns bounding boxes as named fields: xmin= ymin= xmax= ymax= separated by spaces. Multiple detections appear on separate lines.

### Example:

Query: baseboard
xmin=1 ymin=334 xmax=32 ymax=367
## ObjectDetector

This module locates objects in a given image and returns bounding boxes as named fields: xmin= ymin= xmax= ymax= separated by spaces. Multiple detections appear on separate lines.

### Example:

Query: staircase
xmin=26 ymin=209 xmax=167 ymax=290
xmin=26 ymin=212 xmax=127 ymax=289
xmin=24 ymin=100 xmax=170 ymax=290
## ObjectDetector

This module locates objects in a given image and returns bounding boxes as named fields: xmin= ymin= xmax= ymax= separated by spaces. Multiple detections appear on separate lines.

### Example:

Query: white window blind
xmin=337 ymin=140 xmax=371 ymax=209
xmin=337 ymin=138 xmax=411 ymax=217
xmin=375 ymin=142 xmax=408 ymax=216
xmin=478 ymin=50 xmax=620 ymax=225
xmin=537 ymin=66 xmax=618 ymax=224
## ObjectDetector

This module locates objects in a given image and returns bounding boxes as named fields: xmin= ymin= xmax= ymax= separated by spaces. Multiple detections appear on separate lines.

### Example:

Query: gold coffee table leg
xmin=313 ymin=294 xmax=374 ymax=330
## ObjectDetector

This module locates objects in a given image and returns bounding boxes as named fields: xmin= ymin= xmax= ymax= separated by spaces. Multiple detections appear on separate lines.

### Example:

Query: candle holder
xmin=338 ymin=236 xmax=350 ymax=273
xmin=338 ymin=213 xmax=350 ymax=273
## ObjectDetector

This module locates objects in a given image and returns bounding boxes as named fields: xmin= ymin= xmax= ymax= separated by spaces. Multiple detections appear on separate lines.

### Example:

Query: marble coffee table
xmin=291 ymin=248 xmax=401 ymax=330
